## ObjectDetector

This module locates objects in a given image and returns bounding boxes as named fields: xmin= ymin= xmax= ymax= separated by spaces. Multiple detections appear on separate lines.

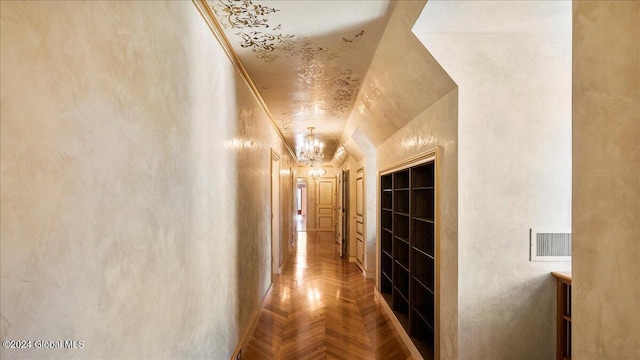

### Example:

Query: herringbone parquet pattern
xmin=241 ymin=232 xmax=414 ymax=360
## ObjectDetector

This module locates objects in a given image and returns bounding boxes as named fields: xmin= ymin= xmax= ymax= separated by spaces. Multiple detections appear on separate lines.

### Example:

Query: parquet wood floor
xmin=241 ymin=231 xmax=414 ymax=360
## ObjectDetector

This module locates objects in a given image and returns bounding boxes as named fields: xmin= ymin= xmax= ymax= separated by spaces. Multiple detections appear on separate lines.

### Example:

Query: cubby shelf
xmin=379 ymin=161 xmax=436 ymax=359
xmin=552 ymin=272 xmax=572 ymax=360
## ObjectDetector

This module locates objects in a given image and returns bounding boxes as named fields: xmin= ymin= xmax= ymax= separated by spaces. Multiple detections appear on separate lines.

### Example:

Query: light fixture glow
xmin=309 ymin=166 xmax=326 ymax=178
xmin=298 ymin=127 xmax=324 ymax=167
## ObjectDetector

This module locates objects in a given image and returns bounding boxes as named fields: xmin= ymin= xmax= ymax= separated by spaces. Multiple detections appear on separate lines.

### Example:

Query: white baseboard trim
xmin=374 ymin=289 xmax=423 ymax=360
xmin=230 ymin=283 xmax=273 ymax=360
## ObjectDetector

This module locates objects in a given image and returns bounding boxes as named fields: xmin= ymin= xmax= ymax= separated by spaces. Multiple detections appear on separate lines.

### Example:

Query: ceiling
xmin=206 ymin=0 xmax=394 ymax=163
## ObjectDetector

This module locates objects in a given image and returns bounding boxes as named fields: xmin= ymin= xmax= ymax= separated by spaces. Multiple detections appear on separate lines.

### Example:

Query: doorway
xmin=296 ymin=178 xmax=307 ymax=231
xmin=341 ymin=170 xmax=350 ymax=258
xmin=316 ymin=177 xmax=336 ymax=232
xmin=355 ymin=168 xmax=364 ymax=268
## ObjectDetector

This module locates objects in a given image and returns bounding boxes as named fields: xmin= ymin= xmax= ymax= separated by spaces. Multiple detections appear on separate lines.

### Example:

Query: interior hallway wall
xmin=354 ymin=132 xmax=378 ymax=278
xmin=573 ymin=2 xmax=640 ymax=358
xmin=0 ymin=2 xmax=294 ymax=359
xmin=346 ymin=0 xmax=459 ymax=356
xmin=377 ymin=90 xmax=459 ymax=358
xmin=415 ymin=2 xmax=572 ymax=359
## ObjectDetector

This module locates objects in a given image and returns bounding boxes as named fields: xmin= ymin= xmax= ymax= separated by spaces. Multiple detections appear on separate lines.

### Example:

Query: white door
xmin=316 ymin=177 xmax=336 ymax=231
xmin=336 ymin=174 xmax=341 ymax=245
xmin=271 ymin=151 xmax=281 ymax=275
xmin=355 ymin=168 xmax=364 ymax=267
xmin=341 ymin=170 xmax=350 ymax=258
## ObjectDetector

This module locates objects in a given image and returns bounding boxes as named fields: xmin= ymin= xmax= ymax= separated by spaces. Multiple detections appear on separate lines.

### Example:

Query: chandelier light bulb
xmin=299 ymin=127 xmax=325 ymax=167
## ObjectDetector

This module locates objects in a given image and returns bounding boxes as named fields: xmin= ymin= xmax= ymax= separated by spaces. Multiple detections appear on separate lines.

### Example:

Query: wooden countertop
xmin=551 ymin=271 xmax=572 ymax=284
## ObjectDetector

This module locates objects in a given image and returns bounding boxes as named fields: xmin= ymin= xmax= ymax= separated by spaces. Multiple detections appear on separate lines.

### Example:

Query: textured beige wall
xmin=352 ymin=131 xmax=377 ymax=278
xmin=347 ymin=0 xmax=459 ymax=356
xmin=0 ymin=1 xmax=294 ymax=359
xmin=573 ymin=2 xmax=640 ymax=358
xmin=343 ymin=0 xmax=456 ymax=148
xmin=414 ymin=2 xmax=572 ymax=359
xmin=377 ymin=89 xmax=459 ymax=359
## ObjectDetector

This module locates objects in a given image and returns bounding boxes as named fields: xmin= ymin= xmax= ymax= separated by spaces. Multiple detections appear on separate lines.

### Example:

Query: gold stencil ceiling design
xmin=207 ymin=0 xmax=393 ymax=161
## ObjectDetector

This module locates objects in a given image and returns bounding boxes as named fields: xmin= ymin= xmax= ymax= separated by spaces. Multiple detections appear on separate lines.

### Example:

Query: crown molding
xmin=192 ymin=0 xmax=298 ymax=162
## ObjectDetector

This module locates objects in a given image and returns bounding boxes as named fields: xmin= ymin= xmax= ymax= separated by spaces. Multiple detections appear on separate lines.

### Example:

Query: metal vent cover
xmin=530 ymin=228 xmax=571 ymax=262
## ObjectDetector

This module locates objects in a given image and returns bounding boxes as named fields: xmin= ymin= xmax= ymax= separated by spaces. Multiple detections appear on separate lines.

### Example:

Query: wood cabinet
xmin=380 ymin=160 xmax=436 ymax=358
xmin=552 ymin=272 xmax=572 ymax=360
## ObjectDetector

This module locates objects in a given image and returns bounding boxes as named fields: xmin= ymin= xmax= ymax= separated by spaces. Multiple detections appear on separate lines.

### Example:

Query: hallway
xmin=241 ymin=232 xmax=414 ymax=360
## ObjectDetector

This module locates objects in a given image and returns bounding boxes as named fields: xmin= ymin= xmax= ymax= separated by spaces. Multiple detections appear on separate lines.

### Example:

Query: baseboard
xmin=374 ymin=289 xmax=423 ymax=360
xmin=230 ymin=283 xmax=273 ymax=360
xmin=349 ymin=256 xmax=356 ymax=263
xmin=364 ymin=268 xmax=375 ymax=279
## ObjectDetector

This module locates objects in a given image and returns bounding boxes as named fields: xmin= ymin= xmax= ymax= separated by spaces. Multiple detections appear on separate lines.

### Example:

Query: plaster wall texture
xmin=343 ymin=0 xmax=456 ymax=148
xmin=353 ymin=132 xmax=377 ymax=278
xmin=573 ymin=2 xmax=640 ymax=358
xmin=346 ymin=0 xmax=459 ymax=356
xmin=377 ymin=89 xmax=459 ymax=359
xmin=415 ymin=1 xmax=572 ymax=359
xmin=0 ymin=1 xmax=294 ymax=359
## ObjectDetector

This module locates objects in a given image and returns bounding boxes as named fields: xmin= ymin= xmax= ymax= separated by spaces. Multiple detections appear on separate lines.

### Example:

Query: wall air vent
xmin=530 ymin=228 xmax=571 ymax=262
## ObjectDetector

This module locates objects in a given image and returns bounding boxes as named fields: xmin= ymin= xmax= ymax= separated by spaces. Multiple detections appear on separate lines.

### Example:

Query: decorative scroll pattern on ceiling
xmin=210 ymin=0 xmax=294 ymax=62
xmin=215 ymin=0 xmax=279 ymax=28
xmin=333 ymin=70 xmax=360 ymax=113
xmin=238 ymin=31 xmax=295 ymax=62
xmin=209 ymin=0 xmax=364 ymax=120
xmin=277 ymin=120 xmax=294 ymax=135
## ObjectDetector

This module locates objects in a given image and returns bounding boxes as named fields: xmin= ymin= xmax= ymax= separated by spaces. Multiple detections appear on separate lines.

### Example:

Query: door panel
xmin=318 ymin=216 xmax=333 ymax=229
xmin=355 ymin=169 xmax=364 ymax=267
xmin=316 ymin=178 xmax=336 ymax=231
xmin=341 ymin=170 xmax=349 ymax=258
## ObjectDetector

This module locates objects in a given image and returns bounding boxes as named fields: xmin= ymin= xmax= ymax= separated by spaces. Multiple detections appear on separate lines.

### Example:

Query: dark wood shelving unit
xmin=552 ymin=272 xmax=572 ymax=360
xmin=380 ymin=161 xmax=436 ymax=359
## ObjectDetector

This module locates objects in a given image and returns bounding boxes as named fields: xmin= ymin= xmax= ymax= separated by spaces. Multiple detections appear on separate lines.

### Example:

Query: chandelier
xmin=299 ymin=127 xmax=324 ymax=166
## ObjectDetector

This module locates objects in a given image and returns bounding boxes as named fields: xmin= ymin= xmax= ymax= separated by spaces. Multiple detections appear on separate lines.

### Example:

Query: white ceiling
xmin=206 ymin=0 xmax=394 ymax=162
xmin=414 ymin=0 xmax=572 ymax=35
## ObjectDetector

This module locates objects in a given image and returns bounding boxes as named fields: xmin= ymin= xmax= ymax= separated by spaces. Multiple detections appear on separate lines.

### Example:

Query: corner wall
xmin=0 ymin=2 xmax=294 ymax=359
xmin=573 ymin=2 xmax=640 ymax=358
xmin=345 ymin=0 xmax=459 ymax=356
xmin=377 ymin=89 xmax=459 ymax=359
xmin=353 ymin=131 xmax=377 ymax=278
xmin=414 ymin=2 xmax=572 ymax=359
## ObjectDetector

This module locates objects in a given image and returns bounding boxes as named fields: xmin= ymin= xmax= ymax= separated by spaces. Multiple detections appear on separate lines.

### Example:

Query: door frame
xmin=270 ymin=149 xmax=281 ymax=277
xmin=315 ymin=176 xmax=337 ymax=232
xmin=341 ymin=170 xmax=350 ymax=258
xmin=378 ymin=147 xmax=441 ymax=359
xmin=355 ymin=167 xmax=365 ymax=270
xmin=296 ymin=178 xmax=308 ymax=231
